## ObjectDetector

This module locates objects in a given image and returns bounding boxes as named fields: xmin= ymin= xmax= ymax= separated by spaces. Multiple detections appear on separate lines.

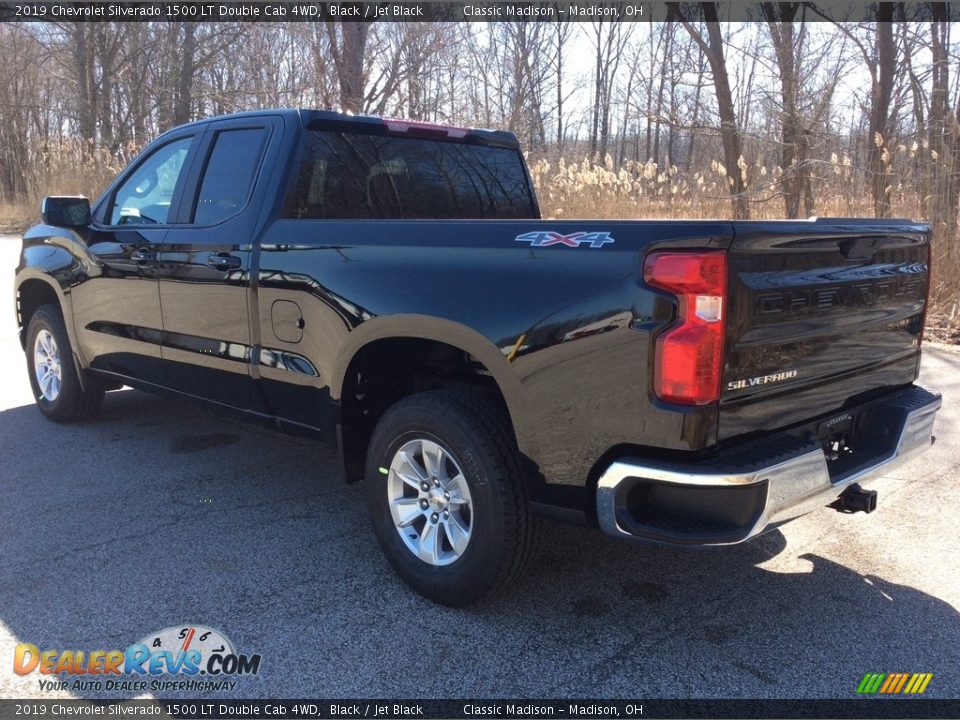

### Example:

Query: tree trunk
xmin=71 ymin=25 xmax=96 ymax=144
xmin=929 ymin=6 xmax=957 ymax=261
xmin=869 ymin=3 xmax=895 ymax=218
xmin=762 ymin=2 xmax=808 ymax=218
xmin=686 ymin=50 xmax=704 ymax=172
xmin=173 ymin=23 xmax=196 ymax=125
xmin=555 ymin=24 xmax=565 ymax=150
xmin=327 ymin=20 xmax=371 ymax=114
xmin=590 ymin=24 xmax=602 ymax=157
xmin=674 ymin=2 xmax=750 ymax=219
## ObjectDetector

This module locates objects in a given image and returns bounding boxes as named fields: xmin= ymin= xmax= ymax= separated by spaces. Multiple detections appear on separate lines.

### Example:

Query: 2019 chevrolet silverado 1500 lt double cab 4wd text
xmin=16 ymin=109 xmax=941 ymax=605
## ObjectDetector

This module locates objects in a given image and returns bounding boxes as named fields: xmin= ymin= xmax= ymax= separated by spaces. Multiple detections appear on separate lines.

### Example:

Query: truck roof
xmin=168 ymin=108 xmax=521 ymax=149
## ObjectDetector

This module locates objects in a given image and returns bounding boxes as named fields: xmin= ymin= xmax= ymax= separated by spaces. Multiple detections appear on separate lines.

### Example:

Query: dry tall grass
xmin=0 ymin=138 xmax=137 ymax=230
xmin=2 ymin=139 xmax=957 ymax=340
xmin=528 ymin=153 xmax=870 ymax=219
xmin=529 ymin=152 xmax=960 ymax=341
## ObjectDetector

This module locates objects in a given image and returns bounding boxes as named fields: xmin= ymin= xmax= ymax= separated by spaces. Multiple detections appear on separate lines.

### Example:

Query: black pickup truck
xmin=15 ymin=109 xmax=941 ymax=605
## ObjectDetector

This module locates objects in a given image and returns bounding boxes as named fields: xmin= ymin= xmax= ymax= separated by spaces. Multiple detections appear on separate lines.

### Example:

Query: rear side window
xmin=193 ymin=128 xmax=267 ymax=225
xmin=283 ymin=131 xmax=535 ymax=220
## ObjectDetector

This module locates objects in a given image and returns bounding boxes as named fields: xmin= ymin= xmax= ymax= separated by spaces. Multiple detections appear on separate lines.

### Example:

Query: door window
xmin=192 ymin=128 xmax=268 ymax=225
xmin=108 ymin=136 xmax=193 ymax=225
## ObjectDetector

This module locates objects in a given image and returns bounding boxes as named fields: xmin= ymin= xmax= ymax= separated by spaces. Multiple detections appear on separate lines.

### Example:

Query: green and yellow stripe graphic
xmin=857 ymin=673 xmax=933 ymax=694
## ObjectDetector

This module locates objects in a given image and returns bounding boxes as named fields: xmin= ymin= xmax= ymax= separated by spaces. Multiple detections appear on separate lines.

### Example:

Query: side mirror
xmin=41 ymin=196 xmax=91 ymax=227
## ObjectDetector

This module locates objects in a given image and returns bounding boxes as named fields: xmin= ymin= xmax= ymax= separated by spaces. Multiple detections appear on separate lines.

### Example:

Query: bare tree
xmin=827 ymin=5 xmax=896 ymax=217
xmin=928 ymin=3 xmax=958 ymax=257
xmin=762 ymin=2 xmax=812 ymax=217
xmin=549 ymin=21 xmax=576 ymax=151
xmin=869 ymin=4 xmax=896 ymax=218
xmin=588 ymin=18 xmax=632 ymax=159
xmin=326 ymin=20 xmax=372 ymax=113
xmin=0 ymin=25 xmax=48 ymax=199
xmin=671 ymin=1 xmax=750 ymax=218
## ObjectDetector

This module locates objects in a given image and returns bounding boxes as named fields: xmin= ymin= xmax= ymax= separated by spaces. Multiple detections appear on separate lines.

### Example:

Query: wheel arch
xmin=332 ymin=315 xmax=533 ymax=482
xmin=15 ymin=274 xmax=70 ymax=350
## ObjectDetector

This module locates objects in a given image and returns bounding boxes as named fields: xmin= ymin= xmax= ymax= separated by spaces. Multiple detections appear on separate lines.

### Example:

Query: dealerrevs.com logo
xmin=13 ymin=625 xmax=261 ymax=693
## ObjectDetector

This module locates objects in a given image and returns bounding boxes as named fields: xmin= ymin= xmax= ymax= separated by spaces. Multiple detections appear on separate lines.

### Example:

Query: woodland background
xmin=1 ymin=3 xmax=959 ymax=336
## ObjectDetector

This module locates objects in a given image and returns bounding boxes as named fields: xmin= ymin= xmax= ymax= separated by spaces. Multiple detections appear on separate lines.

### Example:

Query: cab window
xmin=108 ymin=136 xmax=193 ymax=225
xmin=283 ymin=131 xmax=535 ymax=220
xmin=192 ymin=128 xmax=268 ymax=225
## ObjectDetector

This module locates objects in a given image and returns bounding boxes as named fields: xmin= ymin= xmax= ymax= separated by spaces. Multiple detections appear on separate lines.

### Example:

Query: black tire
xmin=364 ymin=389 xmax=537 ymax=606
xmin=25 ymin=304 xmax=104 ymax=423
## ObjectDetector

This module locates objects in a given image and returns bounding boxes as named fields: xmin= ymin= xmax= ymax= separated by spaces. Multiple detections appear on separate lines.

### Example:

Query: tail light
xmin=643 ymin=251 xmax=727 ymax=405
xmin=919 ymin=242 xmax=932 ymax=346
xmin=384 ymin=119 xmax=469 ymax=140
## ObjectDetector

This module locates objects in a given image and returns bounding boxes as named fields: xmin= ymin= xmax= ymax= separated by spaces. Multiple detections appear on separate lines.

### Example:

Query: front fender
xmin=15 ymin=226 xmax=88 ymax=364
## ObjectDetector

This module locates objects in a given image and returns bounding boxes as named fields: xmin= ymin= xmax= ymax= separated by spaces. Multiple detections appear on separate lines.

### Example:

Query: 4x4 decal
xmin=514 ymin=231 xmax=615 ymax=248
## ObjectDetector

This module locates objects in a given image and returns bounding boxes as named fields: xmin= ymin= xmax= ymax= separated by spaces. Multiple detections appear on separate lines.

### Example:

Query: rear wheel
xmin=26 ymin=304 xmax=103 ymax=422
xmin=364 ymin=389 xmax=536 ymax=606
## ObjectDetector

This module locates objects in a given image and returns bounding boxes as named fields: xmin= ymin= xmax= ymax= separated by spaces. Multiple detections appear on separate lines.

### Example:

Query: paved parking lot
xmin=0 ymin=235 xmax=958 ymax=700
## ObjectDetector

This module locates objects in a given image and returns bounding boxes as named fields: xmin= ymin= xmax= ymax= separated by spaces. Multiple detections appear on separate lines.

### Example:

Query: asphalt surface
xmin=0 ymin=235 xmax=958 ymax=701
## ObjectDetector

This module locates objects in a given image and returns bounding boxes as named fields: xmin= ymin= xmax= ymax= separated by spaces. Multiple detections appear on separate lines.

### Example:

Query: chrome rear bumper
xmin=596 ymin=385 xmax=941 ymax=545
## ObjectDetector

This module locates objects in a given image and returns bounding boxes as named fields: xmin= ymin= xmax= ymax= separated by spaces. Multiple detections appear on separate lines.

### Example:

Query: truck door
xmin=75 ymin=131 xmax=202 ymax=384
xmin=154 ymin=116 xmax=281 ymax=409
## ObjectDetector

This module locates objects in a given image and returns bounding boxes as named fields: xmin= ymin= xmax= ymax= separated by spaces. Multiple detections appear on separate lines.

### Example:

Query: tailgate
xmin=719 ymin=221 xmax=930 ymax=441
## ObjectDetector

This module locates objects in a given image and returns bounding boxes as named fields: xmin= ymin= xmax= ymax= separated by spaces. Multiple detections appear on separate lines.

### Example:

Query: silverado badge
xmin=727 ymin=369 xmax=799 ymax=391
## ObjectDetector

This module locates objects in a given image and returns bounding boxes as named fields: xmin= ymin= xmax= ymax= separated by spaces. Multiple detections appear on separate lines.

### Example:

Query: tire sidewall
xmin=26 ymin=309 xmax=72 ymax=416
xmin=365 ymin=403 xmax=509 ymax=602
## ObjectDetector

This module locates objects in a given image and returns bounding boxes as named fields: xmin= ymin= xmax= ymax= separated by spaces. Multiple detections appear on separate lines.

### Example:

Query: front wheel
xmin=26 ymin=304 xmax=104 ymax=422
xmin=364 ymin=389 xmax=537 ymax=606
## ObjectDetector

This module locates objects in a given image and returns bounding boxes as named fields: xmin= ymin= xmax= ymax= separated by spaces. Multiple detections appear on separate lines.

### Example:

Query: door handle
xmin=131 ymin=248 xmax=155 ymax=263
xmin=207 ymin=253 xmax=242 ymax=271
